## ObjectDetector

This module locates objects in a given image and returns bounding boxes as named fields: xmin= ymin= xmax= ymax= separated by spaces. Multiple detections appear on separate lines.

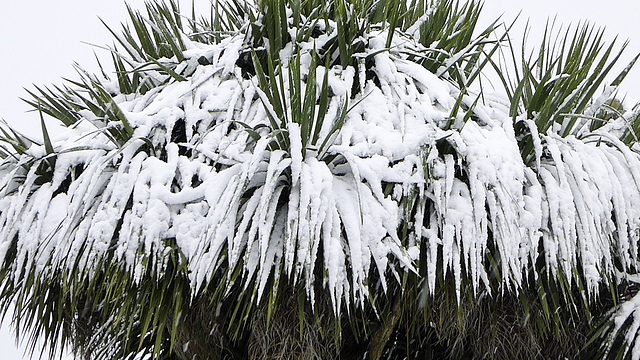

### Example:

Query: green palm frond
xmin=3 ymin=1 xmax=640 ymax=360
xmin=489 ymin=19 xmax=639 ymax=166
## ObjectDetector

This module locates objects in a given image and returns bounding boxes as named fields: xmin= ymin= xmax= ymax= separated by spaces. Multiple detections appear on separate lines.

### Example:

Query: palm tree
xmin=2 ymin=0 xmax=640 ymax=359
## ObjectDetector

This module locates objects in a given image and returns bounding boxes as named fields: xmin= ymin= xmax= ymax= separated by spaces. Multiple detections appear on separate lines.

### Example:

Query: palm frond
xmin=3 ymin=1 xmax=640 ymax=359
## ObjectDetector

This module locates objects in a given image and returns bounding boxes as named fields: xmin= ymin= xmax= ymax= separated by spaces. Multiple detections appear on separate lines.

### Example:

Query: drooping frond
xmin=2 ymin=0 xmax=640 ymax=359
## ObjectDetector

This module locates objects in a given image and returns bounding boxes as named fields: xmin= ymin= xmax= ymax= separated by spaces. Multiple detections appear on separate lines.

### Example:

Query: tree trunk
xmin=367 ymin=293 xmax=403 ymax=360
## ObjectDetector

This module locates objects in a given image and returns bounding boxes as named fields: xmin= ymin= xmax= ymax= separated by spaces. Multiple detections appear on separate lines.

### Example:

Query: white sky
xmin=0 ymin=0 xmax=638 ymax=358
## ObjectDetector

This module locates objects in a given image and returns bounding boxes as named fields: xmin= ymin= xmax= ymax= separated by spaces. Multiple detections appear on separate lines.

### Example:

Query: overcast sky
xmin=0 ymin=1 xmax=639 ymax=359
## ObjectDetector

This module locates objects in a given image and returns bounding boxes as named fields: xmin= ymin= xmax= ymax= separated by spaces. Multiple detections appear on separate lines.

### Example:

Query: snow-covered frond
xmin=599 ymin=276 xmax=640 ymax=360
xmin=4 ymin=0 xmax=640 ymax=359
xmin=426 ymin=119 xmax=640 ymax=291
xmin=0 ymin=26 xmax=452 ymax=312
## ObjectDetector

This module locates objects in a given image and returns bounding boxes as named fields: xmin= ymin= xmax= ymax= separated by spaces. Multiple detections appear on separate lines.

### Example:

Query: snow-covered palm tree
xmin=2 ymin=0 xmax=640 ymax=359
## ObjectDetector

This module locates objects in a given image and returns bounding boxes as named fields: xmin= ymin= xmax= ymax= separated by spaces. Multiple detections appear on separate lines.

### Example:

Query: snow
xmin=4 ymin=6 xmax=640 ymax=358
